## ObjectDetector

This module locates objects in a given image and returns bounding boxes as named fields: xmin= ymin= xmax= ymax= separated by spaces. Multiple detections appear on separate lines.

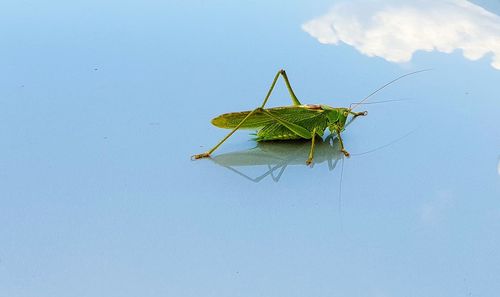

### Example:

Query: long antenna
xmin=349 ymin=98 xmax=414 ymax=109
xmin=350 ymin=69 xmax=431 ymax=111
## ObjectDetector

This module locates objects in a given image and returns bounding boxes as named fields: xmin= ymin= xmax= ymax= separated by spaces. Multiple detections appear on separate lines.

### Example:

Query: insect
xmin=192 ymin=69 xmax=426 ymax=165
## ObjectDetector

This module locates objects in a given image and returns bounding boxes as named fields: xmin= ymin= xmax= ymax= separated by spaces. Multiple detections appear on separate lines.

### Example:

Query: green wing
xmin=211 ymin=110 xmax=271 ymax=129
xmin=211 ymin=106 xmax=324 ymax=129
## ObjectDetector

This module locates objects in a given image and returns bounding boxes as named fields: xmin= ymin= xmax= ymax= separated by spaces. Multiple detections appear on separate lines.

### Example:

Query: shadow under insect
xmin=211 ymin=135 xmax=345 ymax=182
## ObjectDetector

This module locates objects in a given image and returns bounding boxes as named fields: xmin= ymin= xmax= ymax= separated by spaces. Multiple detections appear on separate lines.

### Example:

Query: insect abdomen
xmin=256 ymin=123 xmax=303 ymax=141
xmin=256 ymin=116 xmax=328 ymax=141
xmin=258 ymin=134 xmax=302 ymax=141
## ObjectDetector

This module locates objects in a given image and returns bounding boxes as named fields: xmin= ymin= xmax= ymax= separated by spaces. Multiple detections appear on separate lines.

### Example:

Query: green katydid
xmin=192 ymin=69 xmax=427 ymax=165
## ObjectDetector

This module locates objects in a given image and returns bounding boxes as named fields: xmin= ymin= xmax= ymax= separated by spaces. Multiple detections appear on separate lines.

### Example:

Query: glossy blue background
xmin=1 ymin=0 xmax=499 ymax=296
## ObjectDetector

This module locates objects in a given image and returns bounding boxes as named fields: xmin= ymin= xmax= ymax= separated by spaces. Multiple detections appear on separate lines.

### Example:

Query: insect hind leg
xmin=192 ymin=69 xmax=302 ymax=160
xmin=261 ymin=69 xmax=302 ymax=108
xmin=192 ymin=107 xmax=263 ymax=159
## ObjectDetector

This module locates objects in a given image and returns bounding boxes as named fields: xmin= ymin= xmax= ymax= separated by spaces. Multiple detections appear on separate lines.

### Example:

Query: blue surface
xmin=1 ymin=0 xmax=500 ymax=296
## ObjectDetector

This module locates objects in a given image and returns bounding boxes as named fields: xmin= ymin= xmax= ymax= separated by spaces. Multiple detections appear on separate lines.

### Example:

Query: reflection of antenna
xmin=497 ymin=156 xmax=500 ymax=176
xmin=338 ymin=157 xmax=345 ymax=235
xmin=350 ymin=69 xmax=431 ymax=111
xmin=350 ymin=130 xmax=416 ymax=156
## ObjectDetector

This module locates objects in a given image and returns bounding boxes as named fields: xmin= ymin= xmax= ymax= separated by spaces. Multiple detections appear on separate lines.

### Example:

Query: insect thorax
xmin=254 ymin=106 xmax=350 ymax=141
xmin=324 ymin=107 xmax=349 ymax=131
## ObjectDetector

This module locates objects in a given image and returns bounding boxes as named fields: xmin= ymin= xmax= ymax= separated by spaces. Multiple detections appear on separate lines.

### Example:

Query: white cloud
xmin=302 ymin=0 xmax=500 ymax=69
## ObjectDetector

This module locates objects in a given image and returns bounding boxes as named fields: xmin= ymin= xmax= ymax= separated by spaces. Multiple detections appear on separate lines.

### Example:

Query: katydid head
xmin=337 ymin=108 xmax=350 ymax=127
xmin=323 ymin=107 xmax=351 ymax=132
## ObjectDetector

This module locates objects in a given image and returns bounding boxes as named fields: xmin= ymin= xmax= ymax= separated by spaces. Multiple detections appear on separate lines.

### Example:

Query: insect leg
xmin=279 ymin=69 xmax=302 ymax=106
xmin=306 ymin=128 xmax=318 ymax=166
xmin=335 ymin=129 xmax=350 ymax=157
xmin=192 ymin=108 xmax=261 ymax=159
xmin=261 ymin=69 xmax=302 ymax=107
xmin=349 ymin=111 xmax=368 ymax=117
xmin=192 ymin=70 xmax=302 ymax=160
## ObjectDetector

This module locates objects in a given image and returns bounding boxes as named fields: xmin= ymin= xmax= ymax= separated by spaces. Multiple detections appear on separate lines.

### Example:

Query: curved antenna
xmin=350 ymin=69 xmax=431 ymax=111
xmin=349 ymin=98 xmax=414 ymax=109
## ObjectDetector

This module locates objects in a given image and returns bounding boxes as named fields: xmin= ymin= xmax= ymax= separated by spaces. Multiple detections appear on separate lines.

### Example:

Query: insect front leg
xmin=334 ymin=127 xmax=350 ymax=158
xmin=350 ymin=111 xmax=368 ymax=117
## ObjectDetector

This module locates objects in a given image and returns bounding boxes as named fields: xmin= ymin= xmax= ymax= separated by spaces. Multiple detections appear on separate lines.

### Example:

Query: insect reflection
xmin=210 ymin=119 xmax=413 ymax=183
xmin=211 ymin=134 xmax=345 ymax=182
